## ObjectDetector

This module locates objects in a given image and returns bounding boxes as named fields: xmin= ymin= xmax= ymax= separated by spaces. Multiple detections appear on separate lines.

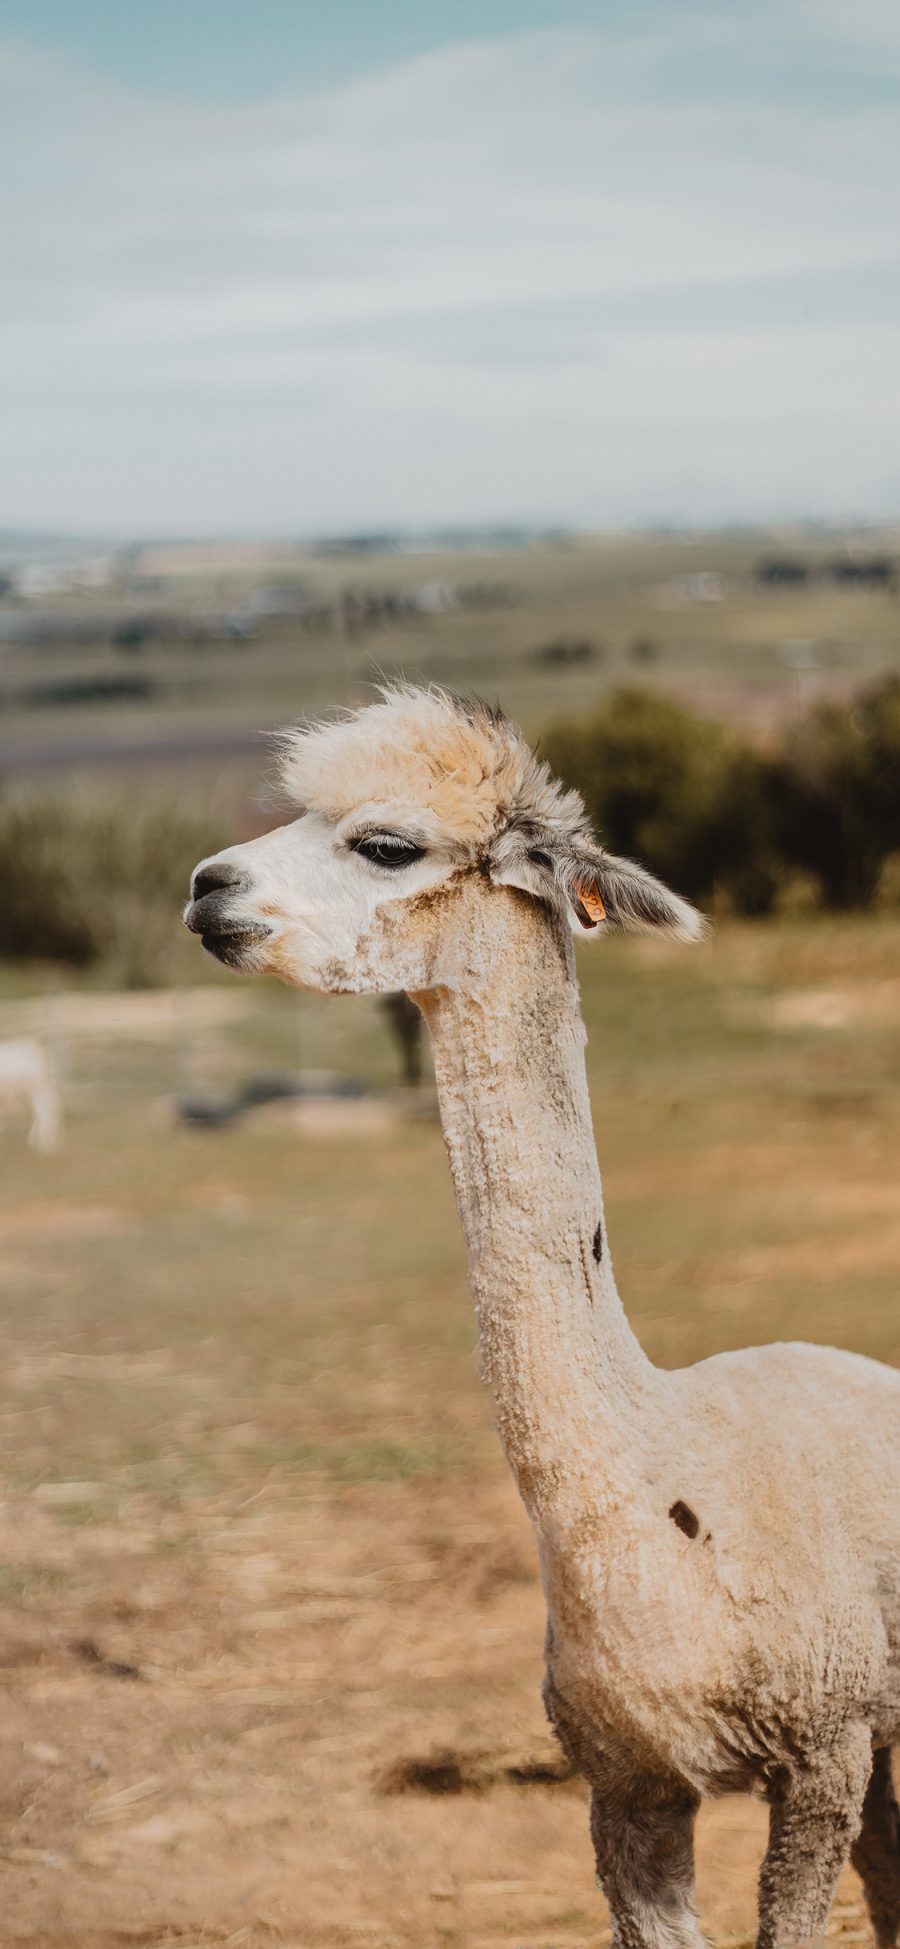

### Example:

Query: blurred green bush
xmin=769 ymin=682 xmax=900 ymax=910
xmin=0 ymin=791 xmax=221 ymax=985
xmin=542 ymin=677 xmax=900 ymax=917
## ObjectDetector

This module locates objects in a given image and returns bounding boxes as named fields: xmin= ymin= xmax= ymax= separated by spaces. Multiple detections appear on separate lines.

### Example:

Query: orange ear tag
xmin=574 ymin=884 xmax=607 ymax=927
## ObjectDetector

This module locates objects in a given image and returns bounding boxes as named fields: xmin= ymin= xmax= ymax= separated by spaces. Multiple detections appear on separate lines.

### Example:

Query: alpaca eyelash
xmin=350 ymin=833 xmax=425 ymax=870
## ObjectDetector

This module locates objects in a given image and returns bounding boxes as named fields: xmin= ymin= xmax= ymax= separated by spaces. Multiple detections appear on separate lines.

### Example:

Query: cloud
xmin=1 ymin=16 xmax=898 ymax=532
xmin=797 ymin=0 xmax=900 ymax=63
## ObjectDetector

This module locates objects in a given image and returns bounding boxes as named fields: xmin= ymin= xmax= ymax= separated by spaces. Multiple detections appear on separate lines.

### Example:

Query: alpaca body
xmin=186 ymin=686 xmax=900 ymax=1947
xmin=420 ymin=887 xmax=900 ymax=1805
xmin=0 ymin=1036 xmax=60 ymax=1151
xmin=542 ymin=1341 xmax=900 ymax=1799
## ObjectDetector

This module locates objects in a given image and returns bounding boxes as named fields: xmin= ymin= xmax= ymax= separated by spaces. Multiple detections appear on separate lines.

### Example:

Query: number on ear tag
xmin=573 ymin=884 xmax=606 ymax=927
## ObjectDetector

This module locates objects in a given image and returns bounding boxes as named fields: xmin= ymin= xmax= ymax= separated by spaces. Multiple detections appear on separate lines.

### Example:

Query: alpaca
xmin=185 ymin=687 xmax=900 ymax=1949
xmin=0 ymin=1037 xmax=60 ymax=1151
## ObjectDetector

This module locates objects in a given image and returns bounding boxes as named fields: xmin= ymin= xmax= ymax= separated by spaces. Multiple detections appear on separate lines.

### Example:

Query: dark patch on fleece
xmin=669 ymin=1500 xmax=700 ymax=1540
xmin=592 ymin=1219 xmax=603 ymax=1263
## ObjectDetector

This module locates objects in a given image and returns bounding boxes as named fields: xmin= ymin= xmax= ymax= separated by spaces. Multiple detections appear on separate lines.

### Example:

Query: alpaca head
xmin=184 ymin=687 xmax=704 ymax=994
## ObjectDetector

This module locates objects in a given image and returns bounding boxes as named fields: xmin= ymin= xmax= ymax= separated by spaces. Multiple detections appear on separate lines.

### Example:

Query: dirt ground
xmin=0 ymin=1469 xmax=877 ymax=1949
xmin=3 ymin=920 xmax=900 ymax=1947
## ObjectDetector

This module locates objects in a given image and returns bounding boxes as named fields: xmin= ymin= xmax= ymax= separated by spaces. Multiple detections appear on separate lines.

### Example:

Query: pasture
xmin=4 ymin=529 xmax=900 ymax=778
xmin=2 ymin=915 xmax=900 ymax=1947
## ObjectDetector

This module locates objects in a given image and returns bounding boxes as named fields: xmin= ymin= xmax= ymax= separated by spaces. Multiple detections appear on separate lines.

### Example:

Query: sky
xmin=2 ymin=0 xmax=899 ymax=538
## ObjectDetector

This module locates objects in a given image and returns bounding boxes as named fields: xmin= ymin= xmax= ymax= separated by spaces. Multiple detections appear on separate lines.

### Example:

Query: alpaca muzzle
xmin=184 ymin=859 xmax=271 ymax=967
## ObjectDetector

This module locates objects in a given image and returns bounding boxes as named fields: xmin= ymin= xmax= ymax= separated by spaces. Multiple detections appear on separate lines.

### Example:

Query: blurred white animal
xmin=0 ymin=1038 xmax=60 ymax=1151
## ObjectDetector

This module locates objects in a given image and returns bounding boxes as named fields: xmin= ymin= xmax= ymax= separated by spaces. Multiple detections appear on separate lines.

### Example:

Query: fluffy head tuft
xmin=279 ymin=685 xmax=587 ymax=849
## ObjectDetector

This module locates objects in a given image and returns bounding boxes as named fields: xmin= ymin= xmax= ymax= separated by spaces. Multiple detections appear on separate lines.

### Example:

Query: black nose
xmin=191 ymin=860 xmax=246 ymax=901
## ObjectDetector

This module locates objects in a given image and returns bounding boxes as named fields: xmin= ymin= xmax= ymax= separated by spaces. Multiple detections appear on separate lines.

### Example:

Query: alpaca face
xmin=184 ymin=806 xmax=475 ymax=993
xmin=184 ymin=688 xmax=704 ymax=993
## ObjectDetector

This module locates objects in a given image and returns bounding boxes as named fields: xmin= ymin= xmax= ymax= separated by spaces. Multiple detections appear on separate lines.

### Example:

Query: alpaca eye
xmin=352 ymin=834 xmax=425 ymax=870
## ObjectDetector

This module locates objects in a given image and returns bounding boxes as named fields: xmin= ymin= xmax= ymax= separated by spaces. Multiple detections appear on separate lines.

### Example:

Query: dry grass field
xmin=2 ymin=916 xmax=900 ymax=1947
xmin=4 ymin=530 xmax=900 ymax=779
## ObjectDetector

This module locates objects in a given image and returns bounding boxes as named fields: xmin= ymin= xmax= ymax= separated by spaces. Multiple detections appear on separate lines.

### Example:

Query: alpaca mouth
xmin=184 ymin=897 xmax=271 ymax=968
xmin=199 ymin=927 xmax=268 ymax=969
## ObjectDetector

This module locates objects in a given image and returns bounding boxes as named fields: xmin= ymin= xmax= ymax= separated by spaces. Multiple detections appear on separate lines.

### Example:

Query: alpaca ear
xmin=491 ymin=834 xmax=705 ymax=942
xmin=567 ymin=850 xmax=707 ymax=942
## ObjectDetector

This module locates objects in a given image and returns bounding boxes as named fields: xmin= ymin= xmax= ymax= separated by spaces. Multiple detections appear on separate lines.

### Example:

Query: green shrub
xmin=0 ymin=790 xmax=221 ymax=985
xmin=544 ymin=677 xmax=900 ymax=917
xmin=542 ymin=687 xmax=780 ymax=913
xmin=771 ymin=679 xmax=900 ymax=909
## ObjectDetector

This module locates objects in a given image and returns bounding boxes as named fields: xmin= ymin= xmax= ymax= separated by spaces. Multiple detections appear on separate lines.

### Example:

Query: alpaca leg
xmin=756 ymin=1724 xmax=871 ymax=1949
xmin=29 ymin=1078 xmax=59 ymax=1153
xmin=851 ymin=1747 xmax=900 ymax=1947
xmin=590 ymin=1773 xmax=705 ymax=1949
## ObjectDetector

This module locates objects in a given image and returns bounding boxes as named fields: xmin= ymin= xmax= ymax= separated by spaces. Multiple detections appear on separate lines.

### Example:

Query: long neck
xmin=418 ymin=884 xmax=657 ymax=1527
